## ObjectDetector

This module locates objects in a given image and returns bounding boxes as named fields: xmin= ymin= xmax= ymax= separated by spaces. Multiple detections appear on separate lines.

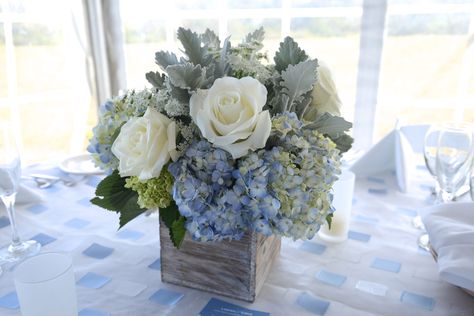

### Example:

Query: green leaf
xmin=332 ymin=134 xmax=354 ymax=153
xmin=245 ymin=26 xmax=265 ymax=43
xmin=167 ymin=63 xmax=208 ymax=91
xmin=274 ymin=37 xmax=308 ymax=73
xmin=159 ymin=200 xmax=180 ymax=228
xmin=177 ymin=27 xmax=211 ymax=66
xmin=90 ymin=170 xmax=146 ymax=229
xmin=280 ymin=60 xmax=318 ymax=114
xmin=200 ymin=28 xmax=220 ymax=49
xmin=145 ymin=71 xmax=165 ymax=88
xmin=170 ymin=216 xmax=186 ymax=249
xmin=304 ymin=112 xmax=352 ymax=137
xmin=325 ymin=213 xmax=333 ymax=230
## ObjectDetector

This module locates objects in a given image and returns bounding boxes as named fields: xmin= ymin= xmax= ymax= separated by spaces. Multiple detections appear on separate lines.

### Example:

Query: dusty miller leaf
xmin=245 ymin=26 xmax=265 ymax=43
xmin=304 ymin=113 xmax=352 ymax=138
xmin=280 ymin=60 xmax=318 ymax=113
xmin=167 ymin=63 xmax=207 ymax=91
xmin=200 ymin=28 xmax=220 ymax=49
xmin=274 ymin=37 xmax=308 ymax=73
xmin=145 ymin=71 xmax=165 ymax=88
xmin=177 ymin=27 xmax=211 ymax=66
xmin=214 ymin=36 xmax=231 ymax=79
xmin=155 ymin=51 xmax=179 ymax=71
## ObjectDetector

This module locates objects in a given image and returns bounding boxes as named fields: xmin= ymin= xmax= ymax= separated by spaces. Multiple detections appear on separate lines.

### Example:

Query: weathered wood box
xmin=159 ymin=221 xmax=281 ymax=302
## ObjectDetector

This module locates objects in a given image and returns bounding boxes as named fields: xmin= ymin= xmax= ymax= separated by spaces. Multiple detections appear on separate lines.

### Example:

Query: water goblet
xmin=0 ymin=123 xmax=41 ymax=264
xmin=413 ymin=124 xmax=442 ymax=230
xmin=436 ymin=123 xmax=472 ymax=203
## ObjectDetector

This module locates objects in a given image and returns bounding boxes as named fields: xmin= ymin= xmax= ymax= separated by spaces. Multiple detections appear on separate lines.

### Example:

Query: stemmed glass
xmin=413 ymin=124 xmax=441 ymax=229
xmin=436 ymin=123 xmax=472 ymax=203
xmin=0 ymin=123 xmax=41 ymax=264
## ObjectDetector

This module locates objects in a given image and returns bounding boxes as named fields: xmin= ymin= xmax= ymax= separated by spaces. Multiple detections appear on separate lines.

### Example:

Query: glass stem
xmin=1 ymin=193 xmax=21 ymax=248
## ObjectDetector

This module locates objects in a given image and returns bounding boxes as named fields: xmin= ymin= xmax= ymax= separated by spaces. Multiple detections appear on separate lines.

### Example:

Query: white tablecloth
xmin=0 ymin=164 xmax=473 ymax=316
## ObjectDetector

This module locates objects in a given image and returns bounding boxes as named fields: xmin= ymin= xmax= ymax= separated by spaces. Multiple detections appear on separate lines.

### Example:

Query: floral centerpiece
xmin=88 ymin=27 xmax=352 ymax=249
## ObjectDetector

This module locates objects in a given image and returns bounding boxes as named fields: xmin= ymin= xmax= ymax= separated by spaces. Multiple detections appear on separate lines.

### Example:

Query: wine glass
xmin=413 ymin=124 xmax=442 ymax=229
xmin=436 ymin=123 xmax=472 ymax=203
xmin=0 ymin=123 xmax=41 ymax=264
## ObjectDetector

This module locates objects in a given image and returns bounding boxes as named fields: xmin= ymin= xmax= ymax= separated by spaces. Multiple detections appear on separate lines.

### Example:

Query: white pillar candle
xmin=318 ymin=170 xmax=356 ymax=243
xmin=14 ymin=252 xmax=77 ymax=316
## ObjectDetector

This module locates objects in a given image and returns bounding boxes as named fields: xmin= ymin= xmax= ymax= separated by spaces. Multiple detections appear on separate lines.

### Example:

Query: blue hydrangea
xmin=235 ymin=112 xmax=341 ymax=240
xmin=168 ymin=140 xmax=248 ymax=242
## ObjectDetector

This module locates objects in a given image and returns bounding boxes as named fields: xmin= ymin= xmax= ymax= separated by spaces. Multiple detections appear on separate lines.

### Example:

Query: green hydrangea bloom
xmin=124 ymin=169 xmax=174 ymax=210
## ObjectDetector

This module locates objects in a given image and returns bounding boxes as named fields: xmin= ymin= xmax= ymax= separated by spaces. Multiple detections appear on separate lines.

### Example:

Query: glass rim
xmin=14 ymin=252 xmax=73 ymax=284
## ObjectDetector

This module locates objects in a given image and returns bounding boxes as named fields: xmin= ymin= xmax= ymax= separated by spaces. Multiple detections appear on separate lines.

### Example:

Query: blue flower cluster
xmin=168 ymin=141 xmax=248 ymax=242
xmin=168 ymin=113 xmax=341 ymax=242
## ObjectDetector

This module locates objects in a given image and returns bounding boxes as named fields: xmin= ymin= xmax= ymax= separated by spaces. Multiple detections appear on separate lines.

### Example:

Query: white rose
xmin=112 ymin=107 xmax=178 ymax=181
xmin=190 ymin=76 xmax=271 ymax=159
xmin=304 ymin=61 xmax=342 ymax=121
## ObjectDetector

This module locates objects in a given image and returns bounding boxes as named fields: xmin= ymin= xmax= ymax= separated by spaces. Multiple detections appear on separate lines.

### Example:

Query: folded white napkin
xmin=16 ymin=183 xmax=45 ymax=205
xmin=422 ymin=202 xmax=474 ymax=292
xmin=350 ymin=127 xmax=415 ymax=192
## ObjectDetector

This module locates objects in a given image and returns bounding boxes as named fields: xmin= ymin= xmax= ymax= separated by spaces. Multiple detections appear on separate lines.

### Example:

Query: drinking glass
xmin=14 ymin=253 xmax=77 ymax=316
xmin=436 ymin=123 xmax=472 ymax=203
xmin=0 ymin=123 xmax=41 ymax=263
xmin=413 ymin=124 xmax=442 ymax=229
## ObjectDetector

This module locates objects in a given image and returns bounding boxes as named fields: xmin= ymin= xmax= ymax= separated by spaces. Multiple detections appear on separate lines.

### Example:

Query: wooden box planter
xmin=159 ymin=221 xmax=281 ymax=302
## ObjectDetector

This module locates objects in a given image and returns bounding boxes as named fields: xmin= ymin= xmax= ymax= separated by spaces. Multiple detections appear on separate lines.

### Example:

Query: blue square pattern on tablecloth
xmin=368 ymin=188 xmax=388 ymax=195
xmin=348 ymin=230 xmax=371 ymax=242
xmin=316 ymin=270 xmax=347 ymax=287
xmin=0 ymin=216 xmax=10 ymax=229
xmin=26 ymin=204 xmax=48 ymax=214
xmin=200 ymin=298 xmax=270 ymax=316
xmin=117 ymin=229 xmax=145 ymax=241
xmin=300 ymin=241 xmax=327 ymax=255
xmin=371 ymin=258 xmax=401 ymax=273
xmin=65 ymin=218 xmax=91 ymax=229
xmin=79 ymin=308 xmax=110 ymax=316
xmin=296 ymin=292 xmax=330 ymax=315
xmin=148 ymin=258 xmax=161 ymax=270
xmin=352 ymin=214 xmax=379 ymax=225
xmin=83 ymin=243 xmax=114 ymax=259
xmin=0 ymin=292 xmax=19 ymax=310
xmin=77 ymin=197 xmax=92 ymax=207
xmin=86 ymin=176 xmax=102 ymax=187
xmin=77 ymin=272 xmax=111 ymax=289
xmin=400 ymin=291 xmax=436 ymax=311
xmin=31 ymin=233 xmax=57 ymax=246
xmin=149 ymin=289 xmax=184 ymax=306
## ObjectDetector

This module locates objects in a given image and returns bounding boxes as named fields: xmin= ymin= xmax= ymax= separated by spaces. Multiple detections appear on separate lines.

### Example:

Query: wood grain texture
xmin=160 ymin=221 xmax=281 ymax=302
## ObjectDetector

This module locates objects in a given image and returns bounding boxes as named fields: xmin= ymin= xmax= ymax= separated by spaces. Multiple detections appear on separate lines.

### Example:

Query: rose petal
xmin=216 ymin=110 xmax=271 ymax=159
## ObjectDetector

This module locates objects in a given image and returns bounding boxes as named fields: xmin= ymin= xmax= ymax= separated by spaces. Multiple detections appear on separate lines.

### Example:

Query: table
xmin=0 ymin=163 xmax=473 ymax=316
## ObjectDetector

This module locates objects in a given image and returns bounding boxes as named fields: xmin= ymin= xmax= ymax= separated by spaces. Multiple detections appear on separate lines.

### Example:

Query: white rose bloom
xmin=190 ymin=76 xmax=271 ymax=159
xmin=111 ymin=107 xmax=178 ymax=181
xmin=304 ymin=61 xmax=342 ymax=121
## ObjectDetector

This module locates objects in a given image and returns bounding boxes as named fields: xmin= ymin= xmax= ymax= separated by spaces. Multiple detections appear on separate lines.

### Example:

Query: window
xmin=120 ymin=0 xmax=362 ymax=125
xmin=0 ymin=0 xmax=95 ymax=164
xmin=375 ymin=0 xmax=474 ymax=141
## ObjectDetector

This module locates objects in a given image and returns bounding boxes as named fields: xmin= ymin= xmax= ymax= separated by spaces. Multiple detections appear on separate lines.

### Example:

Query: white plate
xmin=59 ymin=154 xmax=104 ymax=175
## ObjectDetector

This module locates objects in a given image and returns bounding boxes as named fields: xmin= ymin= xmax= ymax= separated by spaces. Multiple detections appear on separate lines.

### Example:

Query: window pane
xmin=5 ymin=2 xmax=95 ymax=163
xmin=228 ymin=0 xmax=282 ymax=9
xmin=376 ymin=9 xmax=473 ymax=140
xmin=292 ymin=0 xmax=362 ymax=8
xmin=0 ymin=23 xmax=6 ymax=98
xmin=291 ymin=16 xmax=361 ymax=123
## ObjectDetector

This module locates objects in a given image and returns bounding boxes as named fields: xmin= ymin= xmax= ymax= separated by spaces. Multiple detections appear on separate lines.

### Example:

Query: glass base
xmin=412 ymin=216 xmax=425 ymax=230
xmin=0 ymin=240 xmax=41 ymax=264
xmin=418 ymin=234 xmax=430 ymax=252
